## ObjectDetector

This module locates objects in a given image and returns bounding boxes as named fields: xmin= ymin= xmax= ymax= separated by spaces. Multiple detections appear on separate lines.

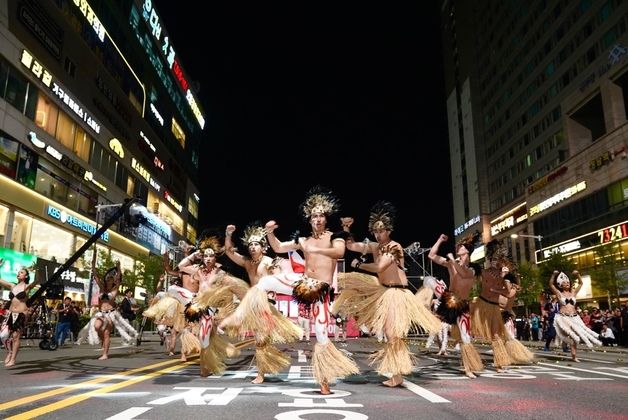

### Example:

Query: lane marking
xmin=537 ymin=362 xmax=628 ymax=379
xmin=105 ymin=407 xmax=152 ymax=420
xmin=402 ymin=380 xmax=450 ymax=403
xmin=0 ymin=358 xmax=190 ymax=411
xmin=6 ymin=361 xmax=197 ymax=419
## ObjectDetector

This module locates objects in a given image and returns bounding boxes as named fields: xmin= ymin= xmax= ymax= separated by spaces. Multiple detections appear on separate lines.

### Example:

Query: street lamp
xmin=510 ymin=233 xmax=543 ymax=262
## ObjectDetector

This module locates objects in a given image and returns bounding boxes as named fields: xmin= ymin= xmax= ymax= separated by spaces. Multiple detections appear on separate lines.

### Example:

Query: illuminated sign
xmin=589 ymin=151 xmax=612 ymax=172
xmin=84 ymin=171 xmax=107 ymax=191
xmin=150 ymin=103 xmax=164 ymax=126
xmin=193 ymin=193 xmax=200 ymax=202
xmin=454 ymin=215 xmax=480 ymax=236
xmin=529 ymin=181 xmax=587 ymax=217
xmin=527 ymin=166 xmax=568 ymax=195
xmin=131 ymin=157 xmax=161 ymax=192
xmin=154 ymin=156 xmax=164 ymax=170
xmin=109 ymin=138 xmax=125 ymax=158
xmin=46 ymin=205 xmax=109 ymax=242
xmin=51 ymin=83 xmax=101 ymax=134
xmin=598 ymin=221 xmax=628 ymax=244
xmin=139 ymin=0 xmax=205 ymax=129
xmin=20 ymin=49 xmax=53 ymax=87
xmin=540 ymin=220 xmax=627 ymax=260
xmin=139 ymin=131 xmax=156 ymax=152
xmin=45 ymin=145 xmax=63 ymax=160
xmin=164 ymin=191 xmax=183 ymax=213
xmin=23 ymin=49 xmax=101 ymax=135
xmin=72 ymin=0 xmax=105 ymax=42
xmin=28 ymin=131 xmax=46 ymax=149
xmin=490 ymin=203 xmax=528 ymax=236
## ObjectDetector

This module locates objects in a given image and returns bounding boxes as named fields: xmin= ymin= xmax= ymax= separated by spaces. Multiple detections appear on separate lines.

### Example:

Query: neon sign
xmin=47 ymin=205 xmax=109 ymax=242
xmin=529 ymin=181 xmax=587 ymax=217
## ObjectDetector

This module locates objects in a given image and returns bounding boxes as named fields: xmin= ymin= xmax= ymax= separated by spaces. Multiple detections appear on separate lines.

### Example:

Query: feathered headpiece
xmin=368 ymin=201 xmax=396 ymax=232
xmin=556 ymin=272 xmax=570 ymax=287
xmin=242 ymin=222 xmax=267 ymax=249
xmin=198 ymin=235 xmax=224 ymax=256
xmin=485 ymin=238 xmax=510 ymax=265
xmin=456 ymin=231 xmax=481 ymax=254
xmin=300 ymin=185 xmax=339 ymax=220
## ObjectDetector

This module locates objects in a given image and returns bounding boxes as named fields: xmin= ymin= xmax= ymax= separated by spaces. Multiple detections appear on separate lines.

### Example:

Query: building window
xmin=56 ymin=112 xmax=76 ymax=151
xmin=10 ymin=212 xmax=33 ymax=254
xmin=0 ymin=204 xmax=8 ymax=247
xmin=187 ymin=196 xmax=198 ymax=219
xmin=171 ymin=118 xmax=186 ymax=148
xmin=73 ymin=126 xmax=92 ymax=162
xmin=31 ymin=218 xmax=73 ymax=263
xmin=35 ymin=92 xmax=60 ymax=137
xmin=4 ymin=66 xmax=28 ymax=113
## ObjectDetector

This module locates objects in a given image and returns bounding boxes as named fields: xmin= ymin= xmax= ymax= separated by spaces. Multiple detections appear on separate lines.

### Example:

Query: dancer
xmin=86 ymin=260 xmax=137 ymax=360
xmin=223 ymin=222 xmax=295 ymax=384
xmin=470 ymin=239 xmax=513 ymax=372
xmin=0 ymin=259 xmax=38 ymax=367
xmin=335 ymin=201 xmax=441 ymax=387
xmin=220 ymin=186 xmax=358 ymax=395
xmin=421 ymin=276 xmax=451 ymax=356
xmin=181 ymin=235 xmax=251 ymax=377
xmin=421 ymin=232 xmax=484 ymax=378
xmin=492 ymin=267 xmax=534 ymax=364
xmin=548 ymin=270 xmax=601 ymax=362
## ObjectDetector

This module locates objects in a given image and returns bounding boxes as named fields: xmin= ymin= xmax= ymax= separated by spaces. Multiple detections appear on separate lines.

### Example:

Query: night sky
xmin=155 ymin=3 xmax=454 ymax=269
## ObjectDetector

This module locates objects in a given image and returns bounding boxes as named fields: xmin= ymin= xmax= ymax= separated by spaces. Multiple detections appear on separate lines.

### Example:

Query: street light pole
xmin=510 ymin=233 xmax=543 ymax=263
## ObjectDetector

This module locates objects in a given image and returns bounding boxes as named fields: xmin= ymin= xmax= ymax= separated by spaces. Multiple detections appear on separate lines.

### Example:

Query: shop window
xmin=187 ymin=196 xmax=198 ymax=219
xmin=35 ymin=92 xmax=59 ymax=137
xmin=56 ymin=111 xmax=76 ymax=151
xmin=73 ymin=126 xmax=91 ymax=162
xmin=186 ymin=223 xmax=196 ymax=244
xmin=31 ymin=219 xmax=73 ymax=263
xmin=11 ymin=212 xmax=33 ymax=253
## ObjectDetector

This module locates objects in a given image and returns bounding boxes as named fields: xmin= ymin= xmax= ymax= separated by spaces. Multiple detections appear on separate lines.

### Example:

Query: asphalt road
xmin=0 ymin=333 xmax=626 ymax=420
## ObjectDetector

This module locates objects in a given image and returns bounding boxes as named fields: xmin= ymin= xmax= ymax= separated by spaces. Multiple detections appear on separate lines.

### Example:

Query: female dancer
xmin=548 ymin=270 xmax=601 ymax=362
xmin=0 ymin=259 xmax=38 ymax=367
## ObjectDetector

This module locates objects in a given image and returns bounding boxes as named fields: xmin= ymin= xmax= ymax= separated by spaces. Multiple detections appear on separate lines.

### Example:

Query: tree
xmin=589 ymin=243 xmax=627 ymax=308
xmin=122 ymin=253 xmax=164 ymax=295
xmin=515 ymin=261 xmax=544 ymax=315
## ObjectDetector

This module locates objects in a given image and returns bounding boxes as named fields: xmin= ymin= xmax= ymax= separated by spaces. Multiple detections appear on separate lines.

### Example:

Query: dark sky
xmin=155 ymin=3 xmax=452 ymax=258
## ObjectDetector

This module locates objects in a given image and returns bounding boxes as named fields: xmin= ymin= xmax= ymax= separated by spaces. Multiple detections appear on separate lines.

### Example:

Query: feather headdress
xmin=300 ymin=185 xmax=339 ymax=220
xmin=456 ymin=231 xmax=481 ymax=254
xmin=198 ymin=235 xmax=224 ymax=256
xmin=368 ymin=201 xmax=396 ymax=232
xmin=241 ymin=222 xmax=267 ymax=249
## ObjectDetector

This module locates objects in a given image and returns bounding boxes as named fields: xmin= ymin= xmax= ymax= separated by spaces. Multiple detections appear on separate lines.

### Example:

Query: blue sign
xmin=46 ymin=205 xmax=109 ymax=242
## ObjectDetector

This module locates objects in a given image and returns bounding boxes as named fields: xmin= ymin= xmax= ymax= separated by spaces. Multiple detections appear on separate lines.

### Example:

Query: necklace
xmin=311 ymin=230 xmax=329 ymax=239
xmin=250 ymin=256 xmax=262 ymax=264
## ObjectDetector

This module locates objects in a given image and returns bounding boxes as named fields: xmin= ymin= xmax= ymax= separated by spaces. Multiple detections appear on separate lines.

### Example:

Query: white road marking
xmin=537 ymin=362 xmax=628 ymax=379
xmin=105 ymin=407 xmax=152 ymax=419
xmin=402 ymin=380 xmax=450 ymax=403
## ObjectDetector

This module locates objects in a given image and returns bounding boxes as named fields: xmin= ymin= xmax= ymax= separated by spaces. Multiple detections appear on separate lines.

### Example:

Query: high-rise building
xmin=441 ymin=1 xmax=628 ymax=306
xmin=0 ymin=0 xmax=203 ymax=303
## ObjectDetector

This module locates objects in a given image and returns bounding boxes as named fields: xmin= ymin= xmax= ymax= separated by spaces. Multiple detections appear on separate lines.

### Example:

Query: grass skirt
xmin=460 ymin=342 xmax=484 ymax=373
xmin=554 ymin=313 xmax=601 ymax=348
xmin=224 ymin=287 xmax=302 ymax=343
xmin=504 ymin=338 xmax=534 ymax=364
xmin=334 ymin=273 xmax=441 ymax=337
xmin=199 ymin=327 xmax=239 ymax=376
xmin=369 ymin=338 xmax=416 ymax=376
xmin=255 ymin=339 xmax=291 ymax=375
xmin=143 ymin=295 xmax=185 ymax=332
xmin=312 ymin=341 xmax=359 ymax=384
xmin=470 ymin=297 xmax=507 ymax=340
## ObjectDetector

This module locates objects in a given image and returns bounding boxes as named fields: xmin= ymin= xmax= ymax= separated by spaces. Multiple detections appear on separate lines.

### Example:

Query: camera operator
xmin=54 ymin=296 xmax=77 ymax=347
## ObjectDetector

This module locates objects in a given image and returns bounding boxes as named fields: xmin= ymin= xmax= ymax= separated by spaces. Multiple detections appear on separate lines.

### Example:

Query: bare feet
xmin=464 ymin=370 xmax=477 ymax=379
xmin=98 ymin=355 xmax=108 ymax=360
xmin=319 ymin=382 xmax=332 ymax=395
xmin=4 ymin=361 xmax=15 ymax=368
xmin=251 ymin=374 xmax=264 ymax=384
xmin=383 ymin=375 xmax=404 ymax=387
xmin=572 ymin=358 xmax=580 ymax=363
xmin=495 ymin=367 xmax=506 ymax=373
xmin=437 ymin=351 xmax=448 ymax=356
xmin=200 ymin=369 xmax=210 ymax=377
xmin=168 ymin=352 xmax=175 ymax=356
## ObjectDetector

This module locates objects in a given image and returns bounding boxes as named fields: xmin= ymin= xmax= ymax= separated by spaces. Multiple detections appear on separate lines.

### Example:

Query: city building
xmin=441 ymin=0 xmax=628 ymax=307
xmin=0 ymin=0 xmax=203 ymax=303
